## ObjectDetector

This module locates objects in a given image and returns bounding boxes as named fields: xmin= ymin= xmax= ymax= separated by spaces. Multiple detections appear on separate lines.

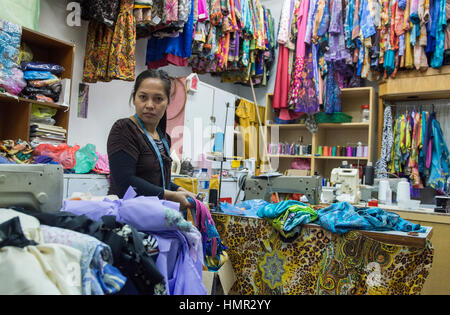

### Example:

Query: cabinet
xmin=0 ymin=27 xmax=74 ymax=142
xmin=377 ymin=65 xmax=450 ymax=158
xmin=263 ymin=87 xmax=377 ymax=179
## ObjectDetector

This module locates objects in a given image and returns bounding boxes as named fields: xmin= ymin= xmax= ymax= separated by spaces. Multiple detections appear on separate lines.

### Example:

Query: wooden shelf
xmin=268 ymin=154 xmax=312 ymax=159
xmin=0 ymin=93 xmax=69 ymax=110
xmin=0 ymin=27 xmax=74 ymax=142
xmin=317 ymin=122 xmax=369 ymax=129
xmin=263 ymin=88 xmax=376 ymax=178
xmin=267 ymin=124 xmax=307 ymax=128
xmin=314 ymin=156 xmax=369 ymax=160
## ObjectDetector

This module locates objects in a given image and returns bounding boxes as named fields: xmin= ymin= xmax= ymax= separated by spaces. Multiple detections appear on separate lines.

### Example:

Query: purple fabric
xmin=63 ymin=187 xmax=206 ymax=295
xmin=324 ymin=0 xmax=352 ymax=63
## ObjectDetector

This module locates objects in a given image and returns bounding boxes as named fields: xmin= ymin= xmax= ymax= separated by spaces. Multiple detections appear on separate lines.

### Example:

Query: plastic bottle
xmin=361 ymin=104 xmax=370 ymax=122
xmin=197 ymin=168 xmax=210 ymax=202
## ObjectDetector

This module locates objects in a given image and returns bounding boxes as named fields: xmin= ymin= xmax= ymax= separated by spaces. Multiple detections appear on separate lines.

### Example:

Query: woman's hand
xmin=173 ymin=191 xmax=195 ymax=210
xmin=164 ymin=188 xmax=196 ymax=210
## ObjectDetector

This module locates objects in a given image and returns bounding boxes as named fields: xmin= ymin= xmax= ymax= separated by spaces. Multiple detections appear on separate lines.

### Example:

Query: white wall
xmin=38 ymin=0 xmax=247 ymax=154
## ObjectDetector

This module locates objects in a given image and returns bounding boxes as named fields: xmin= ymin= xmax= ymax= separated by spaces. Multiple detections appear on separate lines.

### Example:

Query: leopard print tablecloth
xmin=213 ymin=214 xmax=434 ymax=295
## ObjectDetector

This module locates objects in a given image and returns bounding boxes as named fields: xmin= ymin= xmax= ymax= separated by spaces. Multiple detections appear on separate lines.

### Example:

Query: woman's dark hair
xmin=131 ymin=69 xmax=171 ymax=135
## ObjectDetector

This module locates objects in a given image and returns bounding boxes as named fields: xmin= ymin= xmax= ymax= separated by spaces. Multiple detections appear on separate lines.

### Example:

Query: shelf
xmin=267 ymin=124 xmax=307 ymax=128
xmin=267 ymin=154 xmax=312 ymax=159
xmin=314 ymin=156 xmax=369 ymax=160
xmin=317 ymin=122 xmax=369 ymax=129
xmin=0 ymin=93 xmax=69 ymax=110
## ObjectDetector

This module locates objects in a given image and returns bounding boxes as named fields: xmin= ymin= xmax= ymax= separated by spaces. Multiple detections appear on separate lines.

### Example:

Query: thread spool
xmin=346 ymin=146 xmax=353 ymax=157
xmin=323 ymin=146 xmax=328 ymax=156
xmin=363 ymin=146 xmax=369 ymax=157
xmin=336 ymin=146 xmax=341 ymax=156
xmin=397 ymin=181 xmax=411 ymax=203
xmin=332 ymin=146 xmax=336 ymax=156
xmin=378 ymin=180 xmax=389 ymax=203
xmin=352 ymin=147 xmax=357 ymax=157
xmin=317 ymin=146 xmax=323 ymax=156
xmin=356 ymin=145 xmax=363 ymax=157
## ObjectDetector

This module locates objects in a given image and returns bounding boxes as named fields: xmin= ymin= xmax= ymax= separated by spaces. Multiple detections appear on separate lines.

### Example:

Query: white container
xmin=397 ymin=181 xmax=410 ymax=203
xmin=378 ymin=180 xmax=389 ymax=203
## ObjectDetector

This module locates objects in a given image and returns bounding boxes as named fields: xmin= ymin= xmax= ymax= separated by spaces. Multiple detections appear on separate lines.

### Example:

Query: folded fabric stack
xmin=0 ymin=139 xmax=33 ymax=164
xmin=20 ymin=61 xmax=65 ymax=104
xmin=29 ymin=104 xmax=67 ymax=147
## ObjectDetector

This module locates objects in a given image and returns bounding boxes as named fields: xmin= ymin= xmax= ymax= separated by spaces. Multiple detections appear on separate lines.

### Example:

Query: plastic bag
xmin=18 ymin=42 xmax=33 ymax=64
xmin=220 ymin=199 xmax=269 ymax=217
xmin=21 ymin=86 xmax=60 ymax=102
xmin=21 ymin=61 xmax=65 ymax=75
xmin=23 ymin=70 xmax=54 ymax=80
xmin=93 ymin=152 xmax=110 ymax=174
xmin=28 ymin=74 xmax=60 ymax=87
xmin=74 ymin=144 xmax=98 ymax=174
xmin=0 ymin=67 xmax=26 ymax=95
xmin=34 ymin=143 xmax=80 ymax=169
xmin=31 ymin=104 xmax=57 ymax=118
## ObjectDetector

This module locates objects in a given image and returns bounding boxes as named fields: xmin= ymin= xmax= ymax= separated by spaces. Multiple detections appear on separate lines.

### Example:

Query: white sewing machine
xmin=330 ymin=168 xmax=361 ymax=204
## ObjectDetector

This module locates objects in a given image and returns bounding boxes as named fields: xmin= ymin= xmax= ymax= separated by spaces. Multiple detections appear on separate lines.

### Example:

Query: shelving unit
xmin=377 ymin=65 xmax=450 ymax=157
xmin=262 ymin=87 xmax=377 ymax=179
xmin=0 ymin=27 xmax=74 ymax=142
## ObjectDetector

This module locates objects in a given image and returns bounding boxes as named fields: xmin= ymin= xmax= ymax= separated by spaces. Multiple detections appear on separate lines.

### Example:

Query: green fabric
xmin=0 ymin=0 xmax=40 ymax=30
xmin=315 ymin=112 xmax=353 ymax=123
xmin=269 ymin=204 xmax=318 ymax=239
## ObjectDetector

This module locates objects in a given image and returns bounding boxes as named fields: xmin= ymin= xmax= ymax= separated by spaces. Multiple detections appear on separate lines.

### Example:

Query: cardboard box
xmin=202 ymin=259 xmax=236 ymax=295
xmin=284 ymin=169 xmax=311 ymax=176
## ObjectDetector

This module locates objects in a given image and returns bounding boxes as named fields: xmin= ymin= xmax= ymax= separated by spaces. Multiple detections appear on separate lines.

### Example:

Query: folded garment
xmin=317 ymin=202 xmax=426 ymax=234
xmin=258 ymin=200 xmax=318 ymax=239
xmin=21 ymin=61 xmax=64 ymax=75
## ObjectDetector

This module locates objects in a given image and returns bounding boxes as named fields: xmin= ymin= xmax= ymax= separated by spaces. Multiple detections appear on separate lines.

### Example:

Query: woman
xmin=107 ymin=69 xmax=196 ymax=209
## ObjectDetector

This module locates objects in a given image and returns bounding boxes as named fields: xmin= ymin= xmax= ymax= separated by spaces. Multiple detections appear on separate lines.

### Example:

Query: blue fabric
xmin=146 ymin=2 xmax=194 ymax=63
xmin=0 ymin=156 xmax=14 ymax=164
xmin=257 ymin=200 xmax=310 ymax=218
xmin=220 ymin=199 xmax=268 ymax=217
xmin=359 ymin=0 xmax=376 ymax=39
xmin=95 ymin=262 xmax=127 ymax=294
xmin=317 ymin=202 xmax=426 ymax=234
xmin=429 ymin=118 xmax=450 ymax=193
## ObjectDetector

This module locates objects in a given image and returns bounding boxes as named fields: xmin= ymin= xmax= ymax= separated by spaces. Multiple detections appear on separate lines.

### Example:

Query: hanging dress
xmin=82 ymin=0 xmax=136 ymax=83
xmin=288 ymin=0 xmax=320 ymax=114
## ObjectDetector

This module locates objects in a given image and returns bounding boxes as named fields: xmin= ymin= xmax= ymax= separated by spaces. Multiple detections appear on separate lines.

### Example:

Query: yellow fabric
xmin=0 ymin=209 xmax=82 ymax=295
xmin=173 ymin=177 xmax=220 ymax=194
xmin=235 ymin=99 xmax=265 ymax=166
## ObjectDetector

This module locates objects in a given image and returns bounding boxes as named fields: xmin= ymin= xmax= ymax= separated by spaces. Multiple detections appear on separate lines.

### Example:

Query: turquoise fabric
xmin=429 ymin=119 xmax=450 ymax=193
xmin=317 ymin=202 xmax=426 ymax=234
xmin=0 ymin=0 xmax=40 ymax=30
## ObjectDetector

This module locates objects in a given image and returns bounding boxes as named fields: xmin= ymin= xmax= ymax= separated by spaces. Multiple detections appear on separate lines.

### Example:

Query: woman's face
xmin=134 ymin=77 xmax=169 ymax=129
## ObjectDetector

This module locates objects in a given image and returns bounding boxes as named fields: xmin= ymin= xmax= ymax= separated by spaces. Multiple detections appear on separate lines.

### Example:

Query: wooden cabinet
xmin=377 ymin=65 xmax=450 ymax=157
xmin=0 ymin=27 xmax=74 ymax=142
xmin=262 ymin=87 xmax=377 ymax=179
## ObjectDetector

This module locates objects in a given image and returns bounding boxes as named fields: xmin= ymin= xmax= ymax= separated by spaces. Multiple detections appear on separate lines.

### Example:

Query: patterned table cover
xmin=212 ymin=213 xmax=434 ymax=295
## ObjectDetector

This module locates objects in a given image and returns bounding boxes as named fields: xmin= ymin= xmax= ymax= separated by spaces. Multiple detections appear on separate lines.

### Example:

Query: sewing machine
xmin=242 ymin=175 xmax=322 ymax=205
xmin=330 ymin=168 xmax=361 ymax=204
xmin=0 ymin=164 xmax=63 ymax=212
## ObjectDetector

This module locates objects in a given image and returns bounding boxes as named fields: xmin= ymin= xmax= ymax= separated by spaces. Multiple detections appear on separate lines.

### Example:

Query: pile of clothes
xmin=0 ymin=140 xmax=33 ymax=164
xmin=0 ymin=186 xmax=209 ymax=295
xmin=19 ymin=61 xmax=64 ymax=104
xmin=233 ymin=199 xmax=428 ymax=240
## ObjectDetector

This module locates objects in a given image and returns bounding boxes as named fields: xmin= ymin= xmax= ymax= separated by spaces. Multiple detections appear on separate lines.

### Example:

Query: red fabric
xmin=147 ymin=54 xmax=188 ymax=69
xmin=272 ymin=45 xmax=290 ymax=109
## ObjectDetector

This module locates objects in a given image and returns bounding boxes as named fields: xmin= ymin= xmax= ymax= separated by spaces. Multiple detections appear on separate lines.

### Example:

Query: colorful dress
xmin=82 ymin=0 xmax=136 ymax=83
